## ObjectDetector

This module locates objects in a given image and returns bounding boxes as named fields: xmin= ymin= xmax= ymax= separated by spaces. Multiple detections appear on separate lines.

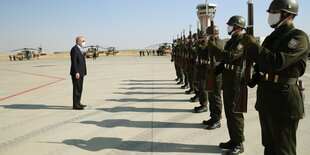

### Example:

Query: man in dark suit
xmin=70 ymin=36 xmax=87 ymax=110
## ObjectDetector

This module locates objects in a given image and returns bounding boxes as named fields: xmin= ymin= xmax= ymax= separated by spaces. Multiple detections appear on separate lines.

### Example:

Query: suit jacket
xmin=70 ymin=45 xmax=87 ymax=76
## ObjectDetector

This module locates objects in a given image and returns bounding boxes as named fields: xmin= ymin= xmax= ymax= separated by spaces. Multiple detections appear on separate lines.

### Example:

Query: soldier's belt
xmin=261 ymin=73 xmax=298 ymax=85
xmin=224 ymin=64 xmax=240 ymax=70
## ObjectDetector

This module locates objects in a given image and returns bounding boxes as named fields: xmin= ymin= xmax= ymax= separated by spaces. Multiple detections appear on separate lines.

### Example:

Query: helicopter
xmin=145 ymin=42 xmax=172 ymax=56
xmin=104 ymin=47 xmax=118 ymax=56
xmin=83 ymin=45 xmax=119 ymax=58
xmin=83 ymin=45 xmax=105 ymax=58
xmin=10 ymin=47 xmax=43 ymax=60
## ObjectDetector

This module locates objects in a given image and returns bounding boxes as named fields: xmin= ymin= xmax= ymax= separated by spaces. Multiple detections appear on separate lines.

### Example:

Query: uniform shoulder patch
xmin=237 ymin=43 xmax=243 ymax=50
xmin=288 ymin=38 xmax=299 ymax=49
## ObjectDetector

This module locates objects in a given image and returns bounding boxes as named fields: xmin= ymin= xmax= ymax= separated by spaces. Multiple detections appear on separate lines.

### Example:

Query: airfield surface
xmin=0 ymin=55 xmax=309 ymax=155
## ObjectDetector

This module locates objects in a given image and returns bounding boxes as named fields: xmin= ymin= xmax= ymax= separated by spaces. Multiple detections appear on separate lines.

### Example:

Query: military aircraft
xmin=83 ymin=45 xmax=118 ymax=58
xmin=10 ymin=47 xmax=43 ymax=60
xmin=146 ymin=43 xmax=172 ymax=56
xmin=83 ymin=45 xmax=105 ymax=58
xmin=104 ymin=47 xmax=118 ymax=56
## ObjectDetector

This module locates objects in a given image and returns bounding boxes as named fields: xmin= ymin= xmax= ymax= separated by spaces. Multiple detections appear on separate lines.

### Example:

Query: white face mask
xmin=268 ymin=13 xmax=281 ymax=28
xmin=227 ymin=26 xmax=234 ymax=35
xmin=81 ymin=42 xmax=86 ymax=47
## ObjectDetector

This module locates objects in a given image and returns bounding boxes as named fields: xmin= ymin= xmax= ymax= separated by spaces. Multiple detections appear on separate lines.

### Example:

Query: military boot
xmin=181 ymin=83 xmax=189 ymax=89
xmin=203 ymin=118 xmax=221 ymax=130
xmin=193 ymin=105 xmax=207 ymax=113
xmin=190 ymin=95 xmax=199 ymax=102
xmin=228 ymin=143 xmax=244 ymax=154
xmin=185 ymin=89 xmax=195 ymax=94
xmin=177 ymin=80 xmax=184 ymax=85
xmin=219 ymin=140 xmax=234 ymax=150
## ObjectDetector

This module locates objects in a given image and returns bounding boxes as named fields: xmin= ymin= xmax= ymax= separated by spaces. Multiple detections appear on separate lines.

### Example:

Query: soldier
xmin=242 ymin=0 xmax=309 ymax=154
xmin=175 ymin=39 xmax=185 ymax=85
xmin=198 ymin=26 xmax=223 ymax=130
xmin=92 ymin=48 xmax=97 ymax=60
xmin=190 ymin=31 xmax=204 ymax=103
xmin=185 ymin=34 xmax=197 ymax=94
xmin=208 ymin=16 xmax=246 ymax=154
xmin=172 ymin=39 xmax=181 ymax=82
xmin=180 ymin=38 xmax=189 ymax=89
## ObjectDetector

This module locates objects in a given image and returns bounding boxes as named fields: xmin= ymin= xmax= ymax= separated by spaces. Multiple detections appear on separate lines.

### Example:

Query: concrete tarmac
xmin=0 ymin=56 xmax=309 ymax=155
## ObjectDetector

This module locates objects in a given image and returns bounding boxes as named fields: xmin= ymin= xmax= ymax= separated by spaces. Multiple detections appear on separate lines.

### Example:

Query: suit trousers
xmin=71 ymin=76 xmax=84 ymax=107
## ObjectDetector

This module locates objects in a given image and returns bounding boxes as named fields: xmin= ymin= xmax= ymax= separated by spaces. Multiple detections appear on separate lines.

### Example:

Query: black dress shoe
xmin=194 ymin=106 xmax=207 ymax=113
xmin=79 ymin=104 xmax=87 ymax=107
xmin=206 ymin=121 xmax=221 ymax=130
xmin=175 ymin=77 xmax=180 ymax=81
xmin=73 ymin=106 xmax=84 ymax=110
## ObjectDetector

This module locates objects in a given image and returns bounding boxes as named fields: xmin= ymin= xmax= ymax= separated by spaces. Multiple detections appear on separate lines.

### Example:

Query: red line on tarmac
xmin=0 ymin=69 xmax=66 ymax=102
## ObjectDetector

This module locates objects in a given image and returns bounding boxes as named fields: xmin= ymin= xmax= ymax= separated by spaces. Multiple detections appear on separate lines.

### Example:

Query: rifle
xmin=233 ymin=0 xmax=254 ymax=113
xmin=193 ymin=22 xmax=202 ymax=83
xmin=182 ymin=29 xmax=188 ymax=72
xmin=205 ymin=2 xmax=216 ymax=91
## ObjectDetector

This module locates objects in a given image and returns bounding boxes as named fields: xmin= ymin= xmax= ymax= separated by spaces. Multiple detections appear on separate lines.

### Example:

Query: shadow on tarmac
xmin=114 ymin=91 xmax=185 ymax=95
xmin=98 ymin=106 xmax=191 ymax=113
xmin=122 ymin=79 xmax=175 ymax=82
xmin=2 ymin=104 xmax=70 ymax=110
xmin=60 ymin=137 xmax=223 ymax=153
xmin=106 ymin=98 xmax=189 ymax=103
xmin=119 ymin=86 xmax=181 ymax=90
xmin=120 ymin=82 xmax=177 ymax=85
xmin=80 ymin=119 xmax=202 ymax=129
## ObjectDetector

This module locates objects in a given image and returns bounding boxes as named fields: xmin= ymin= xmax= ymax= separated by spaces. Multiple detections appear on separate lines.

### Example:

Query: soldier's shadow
xmin=98 ymin=106 xmax=191 ymax=113
xmin=106 ymin=98 xmax=188 ymax=103
xmin=114 ymin=91 xmax=185 ymax=95
xmin=1 ymin=104 xmax=70 ymax=110
xmin=61 ymin=137 xmax=223 ymax=153
xmin=123 ymin=80 xmax=174 ymax=82
xmin=119 ymin=86 xmax=182 ymax=90
xmin=80 ymin=119 xmax=202 ymax=129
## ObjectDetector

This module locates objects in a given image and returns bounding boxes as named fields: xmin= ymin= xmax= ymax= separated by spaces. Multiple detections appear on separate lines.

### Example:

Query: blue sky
xmin=0 ymin=0 xmax=309 ymax=53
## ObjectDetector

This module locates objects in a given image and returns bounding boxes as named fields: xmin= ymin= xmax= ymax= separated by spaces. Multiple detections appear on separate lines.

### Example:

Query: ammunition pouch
xmin=224 ymin=64 xmax=241 ymax=71
xmin=261 ymin=73 xmax=298 ymax=85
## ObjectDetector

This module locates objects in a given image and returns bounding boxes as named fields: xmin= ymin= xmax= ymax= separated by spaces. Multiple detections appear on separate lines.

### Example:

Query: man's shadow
xmin=1 ymin=104 xmax=70 ymax=110
xmin=80 ymin=119 xmax=202 ymax=129
xmin=61 ymin=137 xmax=223 ymax=153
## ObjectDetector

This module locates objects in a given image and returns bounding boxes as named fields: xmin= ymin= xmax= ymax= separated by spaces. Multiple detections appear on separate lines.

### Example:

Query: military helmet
xmin=206 ymin=26 xmax=219 ymax=35
xmin=226 ymin=15 xmax=246 ymax=28
xmin=267 ymin=0 xmax=298 ymax=15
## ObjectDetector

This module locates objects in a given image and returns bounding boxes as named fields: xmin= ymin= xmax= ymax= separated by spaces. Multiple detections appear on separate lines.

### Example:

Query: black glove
xmin=241 ymin=33 xmax=257 ymax=49
xmin=214 ymin=62 xmax=225 ymax=75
